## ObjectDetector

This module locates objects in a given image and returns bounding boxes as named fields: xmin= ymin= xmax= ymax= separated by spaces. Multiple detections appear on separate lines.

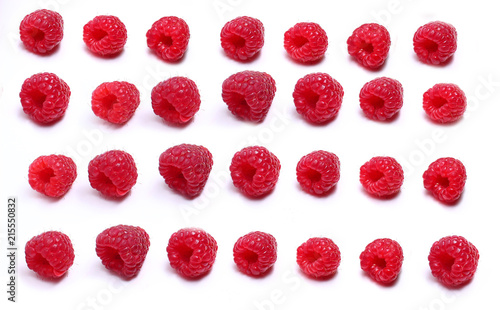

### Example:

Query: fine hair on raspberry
xmin=359 ymin=156 xmax=404 ymax=198
xmin=83 ymin=15 xmax=127 ymax=56
xmin=284 ymin=22 xmax=328 ymax=63
xmin=423 ymin=157 xmax=466 ymax=204
xmin=293 ymin=73 xmax=344 ymax=124
xmin=233 ymin=231 xmax=277 ymax=277
xmin=296 ymin=237 xmax=341 ymax=278
xmin=347 ymin=23 xmax=391 ymax=70
xmin=91 ymin=81 xmax=140 ymax=124
xmin=360 ymin=238 xmax=404 ymax=284
xmin=19 ymin=9 xmax=64 ymax=55
xmin=167 ymin=228 xmax=218 ymax=278
xmin=28 ymin=154 xmax=77 ymax=198
xmin=423 ymin=83 xmax=466 ymax=123
xmin=296 ymin=150 xmax=340 ymax=195
xmin=146 ymin=16 xmax=190 ymax=62
xmin=359 ymin=77 xmax=403 ymax=121
xmin=413 ymin=21 xmax=457 ymax=65
xmin=220 ymin=16 xmax=264 ymax=61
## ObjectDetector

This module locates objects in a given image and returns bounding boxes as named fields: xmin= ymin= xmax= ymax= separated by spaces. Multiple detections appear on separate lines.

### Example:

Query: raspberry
xmin=413 ymin=21 xmax=457 ymax=65
xmin=347 ymin=23 xmax=391 ymax=70
xmin=159 ymin=144 xmax=213 ymax=198
xmin=296 ymin=150 xmax=340 ymax=195
xmin=28 ymin=154 xmax=77 ymax=198
xmin=83 ymin=15 xmax=127 ymax=56
xmin=293 ymin=73 xmax=343 ymax=124
xmin=230 ymin=146 xmax=281 ymax=197
xmin=359 ymin=77 xmax=403 ymax=121
xmin=25 ymin=231 xmax=74 ymax=278
xmin=423 ymin=157 xmax=466 ymax=204
xmin=96 ymin=225 xmax=150 ymax=278
xmin=19 ymin=72 xmax=71 ymax=124
xmin=284 ymin=22 xmax=328 ymax=63
xmin=233 ymin=231 xmax=277 ymax=277
xmin=360 ymin=238 xmax=403 ymax=284
xmin=88 ymin=150 xmax=138 ymax=198
xmin=220 ymin=16 xmax=264 ymax=61
xmin=146 ymin=16 xmax=190 ymax=62
xmin=428 ymin=235 xmax=479 ymax=287
xmin=360 ymin=156 xmax=404 ymax=197
xmin=167 ymin=228 xmax=218 ymax=278
xmin=151 ymin=77 xmax=200 ymax=124
xmin=296 ymin=237 xmax=341 ymax=278
xmin=91 ymin=81 xmax=140 ymax=124
xmin=19 ymin=9 xmax=63 ymax=55
xmin=222 ymin=71 xmax=276 ymax=122
xmin=423 ymin=83 xmax=466 ymax=123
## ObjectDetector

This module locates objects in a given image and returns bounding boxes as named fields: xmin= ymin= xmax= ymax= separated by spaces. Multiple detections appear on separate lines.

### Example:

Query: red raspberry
xmin=146 ymin=16 xmax=190 ymax=62
xmin=233 ymin=231 xmax=277 ymax=277
xmin=91 ymin=81 xmax=140 ymax=124
xmin=159 ymin=144 xmax=213 ymax=198
xmin=19 ymin=72 xmax=71 ymax=124
xmin=359 ymin=77 xmax=403 ymax=121
xmin=296 ymin=150 xmax=340 ymax=195
xmin=28 ymin=154 xmax=77 ymax=198
xmin=19 ymin=9 xmax=63 ymax=55
xmin=428 ymin=235 xmax=479 ymax=287
xmin=423 ymin=157 xmax=466 ymax=204
xmin=347 ymin=23 xmax=391 ymax=70
xmin=423 ymin=83 xmax=466 ymax=123
xmin=230 ymin=146 xmax=281 ymax=197
xmin=296 ymin=237 xmax=341 ymax=278
xmin=151 ymin=77 xmax=200 ymax=124
xmin=25 ymin=231 xmax=74 ymax=278
xmin=284 ymin=22 xmax=328 ymax=63
xmin=220 ymin=16 xmax=264 ymax=61
xmin=88 ymin=150 xmax=138 ymax=198
xmin=222 ymin=71 xmax=276 ymax=122
xmin=96 ymin=225 xmax=150 ymax=278
xmin=166 ymin=228 xmax=218 ymax=278
xmin=413 ymin=21 xmax=457 ymax=65
xmin=293 ymin=73 xmax=343 ymax=124
xmin=83 ymin=15 xmax=127 ymax=56
xmin=360 ymin=156 xmax=404 ymax=197
xmin=360 ymin=238 xmax=403 ymax=284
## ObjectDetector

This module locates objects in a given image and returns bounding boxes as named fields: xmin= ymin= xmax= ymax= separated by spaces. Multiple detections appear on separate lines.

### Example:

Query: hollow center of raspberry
xmin=368 ymin=96 xmax=385 ymax=110
xmin=439 ymin=253 xmax=455 ymax=272
xmin=176 ymin=244 xmax=194 ymax=263
xmin=34 ymin=253 xmax=51 ymax=268
xmin=422 ymin=39 xmax=439 ymax=53
xmin=101 ymin=94 xmax=118 ymax=112
xmin=229 ymin=35 xmax=246 ymax=49
xmin=91 ymin=28 xmax=108 ymax=41
xmin=359 ymin=41 xmax=374 ymax=54
xmin=38 ymin=167 xmax=55 ymax=184
xmin=292 ymin=36 xmax=309 ymax=48
xmin=368 ymin=170 xmax=384 ymax=182
xmin=436 ymin=175 xmax=449 ymax=188
xmin=430 ymin=97 xmax=447 ymax=109
xmin=373 ymin=256 xmax=387 ymax=269
xmin=160 ymin=35 xmax=173 ymax=47
xmin=101 ymin=246 xmax=124 ymax=269
xmin=165 ymin=166 xmax=187 ymax=188
xmin=29 ymin=28 xmax=45 ymax=42
xmin=227 ymin=92 xmax=250 ymax=115
xmin=302 ymin=90 xmax=320 ymax=110
xmin=305 ymin=169 xmax=322 ymax=183
xmin=241 ymin=250 xmax=259 ymax=264
xmin=305 ymin=251 xmax=322 ymax=263
xmin=29 ymin=89 xmax=47 ymax=108
xmin=240 ymin=163 xmax=257 ymax=182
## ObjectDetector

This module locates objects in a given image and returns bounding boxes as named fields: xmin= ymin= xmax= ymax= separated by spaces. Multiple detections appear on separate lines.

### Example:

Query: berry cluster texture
xmin=220 ymin=16 xmax=264 ymax=61
xmin=83 ymin=15 xmax=127 ymax=56
xmin=233 ymin=231 xmax=277 ymax=276
xmin=20 ymin=9 xmax=64 ymax=54
xmin=91 ymin=81 xmax=140 ymax=124
xmin=347 ymin=23 xmax=391 ymax=70
xmin=28 ymin=154 xmax=77 ymax=198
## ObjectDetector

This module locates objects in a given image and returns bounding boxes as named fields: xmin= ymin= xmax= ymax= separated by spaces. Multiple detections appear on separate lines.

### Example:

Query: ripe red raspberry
xmin=167 ymin=228 xmax=218 ymax=278
xmin=296 ymin=237 xmax=341 ymax=278
xmin=88 ymin=150 xmax=138 ymax=198
xmin=233 ymin=231 xmax=277 ymax=277
xmin=25 ymin=231 xmax=74 ymax=278
xmin=159 ymin=144 xmax=213 ymax=198
xmin=220 ymin=16 xmax=264 ymax=61
xmin=19 ymin=9 xmax=63 ymax=55
xmin=96 ymin=225 xmax=150 ymax=278
xmin=83 ymin=15 xmax=127 ymax=56
xmin=284 ymin=22 xmax=328 ymax=63
xmin=146 ymin=16 xmax=190 ymax=62
xmin=413 ymin=21 xmax=457 ymax=65
xmin=28 ymin=154 xmax=77 ymax=198
xmin=423 ymin=83 xmax=466 ymax=123
xmin=293 ymin=73 xmax=343 ymax=124
xmin=360 ymin=238 xmax=403 ymax=284
xmin=359 ymin=77 xmax=403 ymax=121
xmin=428 ymin=235 xmax=479 ymax=287
xmin=423 ymin=157 xmax=466 ymax=204
xmin=360 ymin=156 xmax=404 ymax=197
xmin=222 ymin=71 xmax=276 ymax=122
xmin=347 ymin=23 xmax=391 ymax=70
xmin=296 ymin=150 xmax=340 ymax=195
xmin=230 ymin=146 xmax=281 ymax=197
xmin=19 ymin=72 xmax=71 ymax=124
xmin=151 ymin=77 xmax=200 ymax=124
xmin=91 ymin=81 xmax=140 ymax=124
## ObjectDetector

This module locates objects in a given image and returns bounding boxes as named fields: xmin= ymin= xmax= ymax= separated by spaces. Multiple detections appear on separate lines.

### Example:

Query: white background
xmin=1 ymin=0 xmax=499 ymax=309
